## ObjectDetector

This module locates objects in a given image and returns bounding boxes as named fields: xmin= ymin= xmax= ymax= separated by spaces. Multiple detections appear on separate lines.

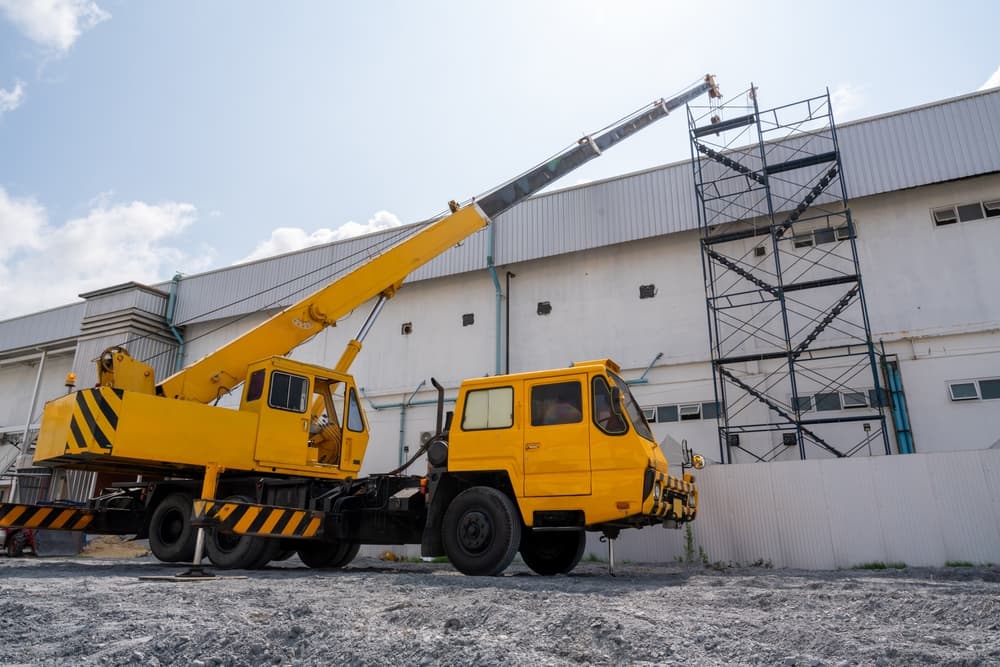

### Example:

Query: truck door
xmin=254 ymin=369 xmax=312 ymax=466
xmin=523 ymin=376 xmax=591 ymax=496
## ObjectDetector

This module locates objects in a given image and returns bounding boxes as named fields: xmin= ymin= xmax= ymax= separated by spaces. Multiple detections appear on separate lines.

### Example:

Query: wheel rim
xmin=458 ymin=510 xmax=492 ymax=554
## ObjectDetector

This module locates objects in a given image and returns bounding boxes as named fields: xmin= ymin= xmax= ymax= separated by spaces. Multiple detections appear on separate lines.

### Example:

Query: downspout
xmin=487 ymin=224 xmax=502 ymax=375
xmin=166 ymin=273 xmax=185 ymax=373
xmin=505 ymin=271 xmax=516 ymax=374
xmin=627 ymin=352 xmax=663 ymax=385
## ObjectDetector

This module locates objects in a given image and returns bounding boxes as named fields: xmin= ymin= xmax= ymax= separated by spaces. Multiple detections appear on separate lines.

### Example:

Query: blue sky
xmin=1 ymin=0 xmax=998 ymax=320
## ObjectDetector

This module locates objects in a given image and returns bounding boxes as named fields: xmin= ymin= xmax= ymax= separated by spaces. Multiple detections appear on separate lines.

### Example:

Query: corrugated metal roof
xmin=0 ymin=302 xmax=85 ymax=355
xmin=5 ymin=88 xmax=999 ymax=333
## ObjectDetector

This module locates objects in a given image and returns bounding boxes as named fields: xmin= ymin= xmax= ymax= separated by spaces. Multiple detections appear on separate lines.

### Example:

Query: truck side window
xmin=269 ymin=371 xmax=309 ymax=413
xmin=592 ymin=377 xmax=627 ymax=435
xmin=346 ymin=388 xmax=365 ymax=432
xmin=531 ymin=382 xmax=582 ymax=426
xmin=246 ymin=369 xmax=265 ymax=402
xmin=461 ymin=386 xmax=514 ymax=430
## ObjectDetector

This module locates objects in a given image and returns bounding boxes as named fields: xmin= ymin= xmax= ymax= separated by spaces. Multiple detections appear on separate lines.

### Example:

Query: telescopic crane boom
xmin=146 ymin=75 xmax=720 ymax=404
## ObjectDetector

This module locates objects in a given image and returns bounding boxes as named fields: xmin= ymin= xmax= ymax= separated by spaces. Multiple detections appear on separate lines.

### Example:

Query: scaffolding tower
xmin=688 ymin=87 xmax=890 ymax=464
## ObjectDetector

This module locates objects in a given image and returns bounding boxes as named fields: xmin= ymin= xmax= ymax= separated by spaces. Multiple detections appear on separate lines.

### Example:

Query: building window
xmin=656 ymin=405 xmax=679 ymax=423
xmin=793 ymin=395 xmax=813 ymax=412
xmin=957 ymin=203 xmax=984 ymax=222
xmin=842 ymin=391 xmax=868 ymax=408
xmin=461 ymin=386 xmax=514 ymax=430
xmin=933 ymin=198 xmax=1000 ymax=227
xmin=933 ymin=206 xmax=959 ymax=226
xmin=645 ymin=401 xmax=719 ymax=422
xmin=814 ymin=392 xmax=842 ymax=411
xmin=793 ymin=233 xmax=815 ymax=248
xmin=949 ymin=378 xmax=1000 ymax=402
xmin=948 ymin=381 xmax=979 ymax=401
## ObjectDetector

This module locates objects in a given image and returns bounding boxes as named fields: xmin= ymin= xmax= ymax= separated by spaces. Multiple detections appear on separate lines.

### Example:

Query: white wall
xmin=594 ymin=449 xmax=1000 ymax=569
xmin=0 ymin=352 xmax=74 ymax=431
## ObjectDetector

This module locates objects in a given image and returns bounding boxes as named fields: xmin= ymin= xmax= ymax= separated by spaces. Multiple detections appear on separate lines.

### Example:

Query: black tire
xmin=296 ymin=540 xmax=357 ymax=569
xmin=520 ymin=530 xmax=586 ymax=576
xmin=148 ymin=493 xmax=196 ymax=563
xmin=248 ymin=537 xmax=282 ymax=569
xmin=6 ymin=530 xmax=27 ymax=558
xmin=204 ymin=495 xmax=267 ymax=569
xmin=442 ymin=486 xmax=521 ymax=576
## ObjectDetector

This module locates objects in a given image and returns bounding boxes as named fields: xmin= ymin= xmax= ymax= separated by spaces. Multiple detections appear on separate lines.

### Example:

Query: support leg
xmin=178 ymin=463 xmax=222 ymax=578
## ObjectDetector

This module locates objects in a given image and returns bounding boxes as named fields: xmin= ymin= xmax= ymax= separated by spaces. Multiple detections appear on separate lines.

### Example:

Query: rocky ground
xmin=1 ymin=549 xmax=998 ymax=666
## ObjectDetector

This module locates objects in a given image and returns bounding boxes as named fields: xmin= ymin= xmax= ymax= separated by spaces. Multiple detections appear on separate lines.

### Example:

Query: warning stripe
xmin=65 ymin=388 xmax=121 ymax=454
xmin=194 ymin=500 xmax=323 ymax=538
xmin=0 ymin=503 xmax=94 ymax=531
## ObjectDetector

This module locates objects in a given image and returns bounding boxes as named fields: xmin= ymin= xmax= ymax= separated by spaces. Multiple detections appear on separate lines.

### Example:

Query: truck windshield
xmin=608 ymin=371 xmax=655 ymax=442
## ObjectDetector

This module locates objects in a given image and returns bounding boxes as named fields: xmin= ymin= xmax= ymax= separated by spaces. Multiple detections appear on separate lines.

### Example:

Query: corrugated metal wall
xmin=588 ymin=449 xmax=1000 ymax=569
xmin=0 ymin=303 xmax=85 ymax=355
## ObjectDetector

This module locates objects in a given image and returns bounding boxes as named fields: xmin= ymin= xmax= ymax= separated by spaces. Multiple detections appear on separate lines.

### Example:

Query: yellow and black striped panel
xmin=0 ymin=503 xmax=95 ymax=531
xmin=192 ymin=499 xmax=323 ymax=539
xmin=649 ymin=473 xmax=697 ymax=521
xmin=65 ymin=387 xmax=123 ymax=455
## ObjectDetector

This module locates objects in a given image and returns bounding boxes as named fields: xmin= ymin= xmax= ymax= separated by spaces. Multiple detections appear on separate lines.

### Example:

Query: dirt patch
xmin=1 ymin=556 xmax=998 ymax=666
xmin=79 ymin=535 xmax=151 ymax=559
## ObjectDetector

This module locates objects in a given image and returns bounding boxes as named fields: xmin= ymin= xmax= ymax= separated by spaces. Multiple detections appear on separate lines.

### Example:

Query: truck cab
xmin=424 ymin=359 xmax=697 ymax=576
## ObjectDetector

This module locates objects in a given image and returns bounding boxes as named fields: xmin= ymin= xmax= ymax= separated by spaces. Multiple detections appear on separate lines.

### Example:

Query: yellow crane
xmin=2 ymin=76 xmax=718 ymax=576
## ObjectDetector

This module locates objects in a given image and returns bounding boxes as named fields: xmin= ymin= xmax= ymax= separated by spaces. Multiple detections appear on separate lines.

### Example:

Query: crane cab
xmin=241 ymin=357 xmax=370 ymax=476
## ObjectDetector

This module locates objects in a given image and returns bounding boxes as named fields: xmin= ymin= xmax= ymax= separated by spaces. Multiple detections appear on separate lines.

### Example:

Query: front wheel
xmin=520 ymin=530 xmax=585 ymax=576
xmin=203 ymin=495 xmax=268 ymax=569
xmin=442 ymin=486 xmax=521 ymax=576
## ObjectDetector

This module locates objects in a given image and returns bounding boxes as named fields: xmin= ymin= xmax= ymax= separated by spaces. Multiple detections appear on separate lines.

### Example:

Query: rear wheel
xmin=148 ymin=493 xmax=196 ymax=563
xmin=520 ymin=530 xmax=585 ymax=575
xmin=204 ymin=495 xmax=268 ymax=569
xmin=296 ymin=540 xmax=359 ymax=569
xmin=442 ymin=486 xmax=521 ymax=576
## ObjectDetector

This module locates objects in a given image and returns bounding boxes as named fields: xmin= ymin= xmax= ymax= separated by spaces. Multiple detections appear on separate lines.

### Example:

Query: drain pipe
xmin=166 ymin=273 xmax=185 ymax=373
xmin=627 ymin=352 xmax=663 ymax=385
xmin=362 ymin=384 xmax=457 ymax=466
xmin=487 ymin=224 xmax=502 ymax=375
xmin=505 ymin=271 xmax=516 ymax=374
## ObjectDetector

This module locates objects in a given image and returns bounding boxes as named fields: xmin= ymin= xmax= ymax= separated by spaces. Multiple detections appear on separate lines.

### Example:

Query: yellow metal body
xmin=34 ymin=357 xmax=369 ymax=481
xmin=448 ymin=359 xmax=696 ymax=528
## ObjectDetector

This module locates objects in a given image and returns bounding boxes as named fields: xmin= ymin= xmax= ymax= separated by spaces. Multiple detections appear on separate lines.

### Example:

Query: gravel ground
xmin=1 ymin=551 xmax=998 ymax=666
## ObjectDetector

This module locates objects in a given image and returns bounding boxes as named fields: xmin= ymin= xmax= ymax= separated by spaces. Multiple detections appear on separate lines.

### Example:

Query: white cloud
xmin=237 ymin=210 xmax=404 ymax=264
xmin=0 ymin=188 xmax=214 ymax=320
xmin=0 ymin=80 xmax=25 ymax=115
xmin=979 ymin=65 xmax=1000 ymax=91
xmin=830 ymin=83 xmax=866 ymax=119
xmin=0 ymin=0 xmax=110 ymax=52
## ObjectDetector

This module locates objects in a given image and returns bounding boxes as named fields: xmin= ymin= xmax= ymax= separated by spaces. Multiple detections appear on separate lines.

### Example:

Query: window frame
xmin=948 ymin=378 xmax=1000 ymax=402
xmin=460 ymin=385 xmax=515 ymax=431
xmin=267 ymin=371 xmax=310 ymax=414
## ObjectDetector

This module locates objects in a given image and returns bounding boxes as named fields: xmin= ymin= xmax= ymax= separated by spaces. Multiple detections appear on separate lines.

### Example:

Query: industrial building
xmin=2 ymin=87 xmax=998 ymax=567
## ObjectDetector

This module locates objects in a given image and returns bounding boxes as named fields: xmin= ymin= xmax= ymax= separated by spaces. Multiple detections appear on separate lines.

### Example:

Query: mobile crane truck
xmin=0 ymin=76 xmax=719 ymax=576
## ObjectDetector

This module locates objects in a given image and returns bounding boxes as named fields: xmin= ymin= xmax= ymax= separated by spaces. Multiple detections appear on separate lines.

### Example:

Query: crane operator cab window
xmin=310 ymin=378 xmax=344 ymax=465
xmin=268 ymin=372 xmax=309 ymax=412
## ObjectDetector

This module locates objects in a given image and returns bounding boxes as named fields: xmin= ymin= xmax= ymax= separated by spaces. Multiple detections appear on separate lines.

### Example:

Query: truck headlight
xmin=652 ymin=484 xmax=660 ymax=500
